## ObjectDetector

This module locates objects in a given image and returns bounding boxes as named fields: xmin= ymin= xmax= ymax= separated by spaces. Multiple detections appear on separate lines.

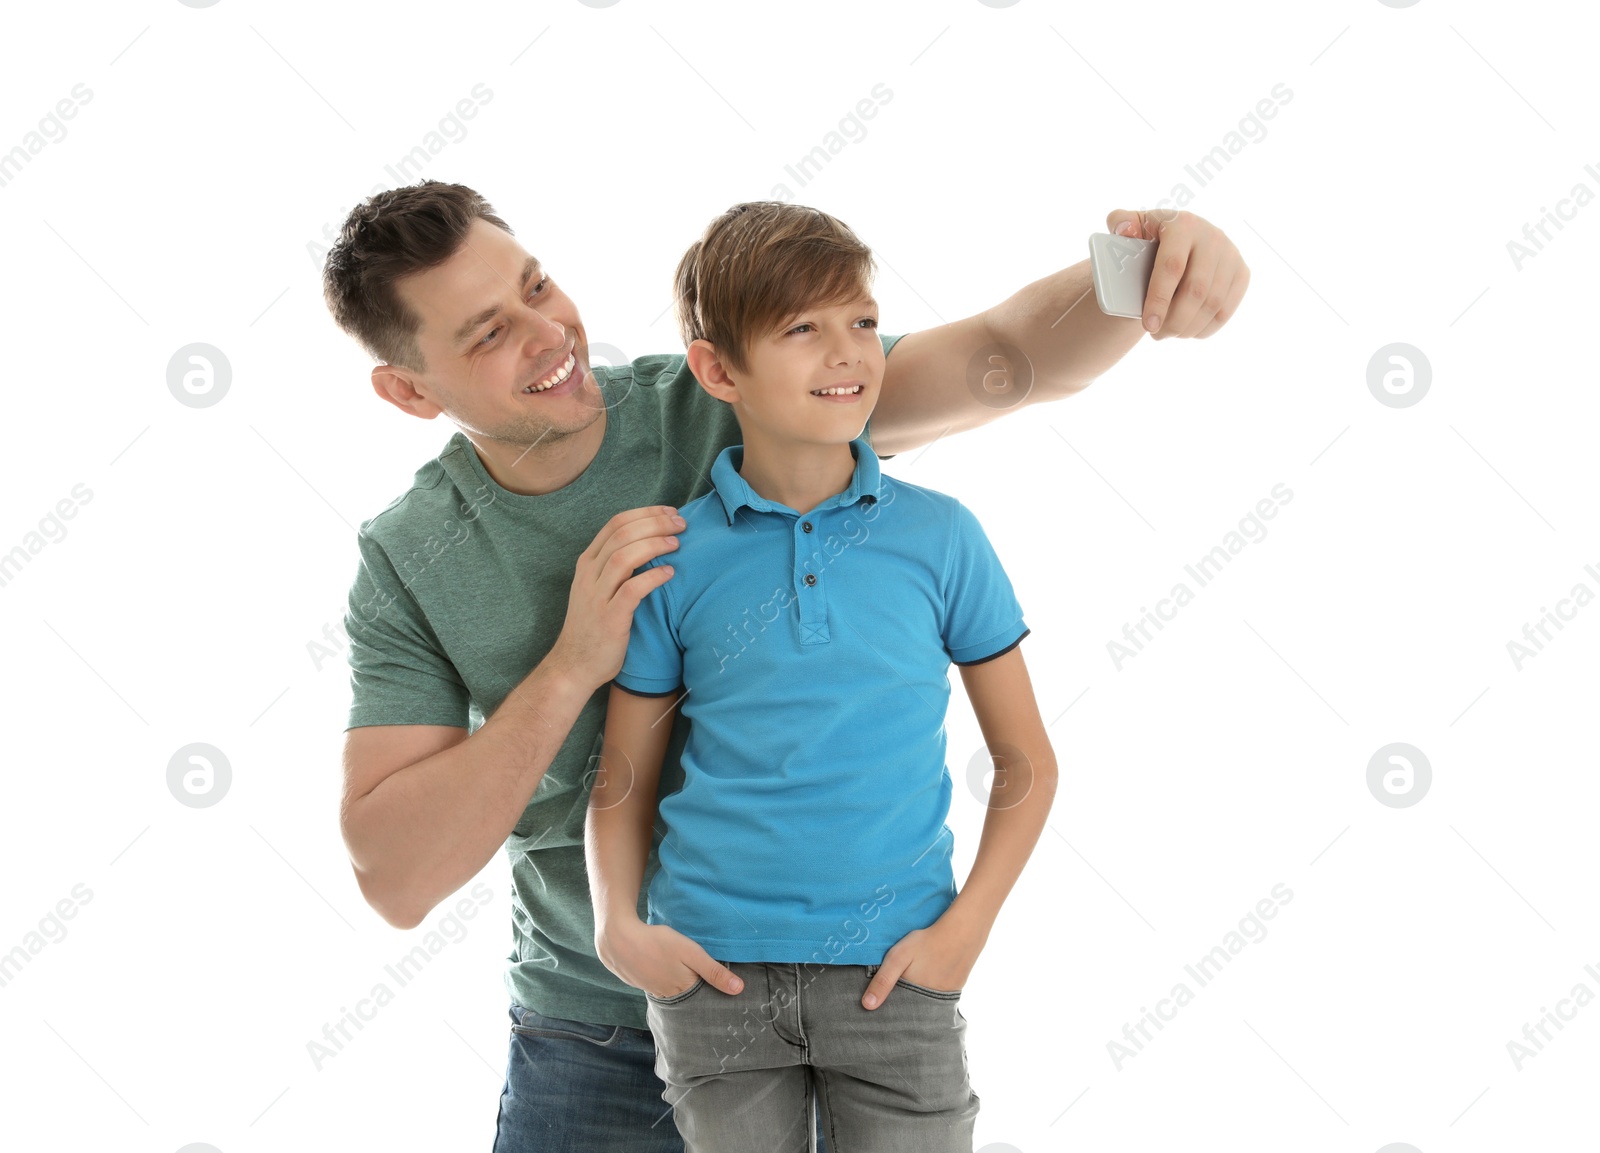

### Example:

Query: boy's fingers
xmin=862 ymin=960 xmax=907 ymax=1010
xmin=691 ymin=953 xmax=743 ymax=995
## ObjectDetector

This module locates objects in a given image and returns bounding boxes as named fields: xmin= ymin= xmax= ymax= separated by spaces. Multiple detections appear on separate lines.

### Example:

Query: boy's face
xmin=721 ymin=294 xmax=883 ymax=448
xmin=384 ymin=219 xmax=605 ymax=448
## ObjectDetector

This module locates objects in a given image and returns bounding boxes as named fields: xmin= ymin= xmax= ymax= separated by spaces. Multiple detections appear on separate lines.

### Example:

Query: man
xmin=322 ymin=180 xmax=1247 ymax=1151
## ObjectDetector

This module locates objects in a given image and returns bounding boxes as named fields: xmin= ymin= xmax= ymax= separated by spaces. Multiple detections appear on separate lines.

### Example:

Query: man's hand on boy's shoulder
xmin=860 ymin=912 xmax=988 ymax=1010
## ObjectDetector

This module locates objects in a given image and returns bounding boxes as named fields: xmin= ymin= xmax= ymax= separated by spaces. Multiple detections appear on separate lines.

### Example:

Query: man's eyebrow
xmin=452 ymin=255 xmax=542 ymax=349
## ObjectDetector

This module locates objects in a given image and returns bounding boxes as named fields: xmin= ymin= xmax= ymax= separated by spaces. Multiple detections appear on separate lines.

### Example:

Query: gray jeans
xmin=645 ymin=960 xmax=980 ymax=1153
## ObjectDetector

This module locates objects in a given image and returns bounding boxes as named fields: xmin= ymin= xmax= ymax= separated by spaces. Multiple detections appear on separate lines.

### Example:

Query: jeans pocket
xmin=645 ymin=976 xmax=707 ymax=1006
xmin=511 ymin=1004 xmax=626 ymax=1046
xmin=893 ymin=977 xmax=963 ymax=1000
xmin=864 ymin=965 xmax=963 ymax=1000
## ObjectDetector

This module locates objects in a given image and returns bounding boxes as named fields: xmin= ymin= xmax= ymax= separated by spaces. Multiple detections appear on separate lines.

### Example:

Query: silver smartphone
xmin=1088 ymin=232 xmax=1156 ymax=319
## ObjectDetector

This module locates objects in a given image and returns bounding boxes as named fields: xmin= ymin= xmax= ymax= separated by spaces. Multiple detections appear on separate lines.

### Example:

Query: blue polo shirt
xmin=613 ymin=437 xmax=1028 ymax=964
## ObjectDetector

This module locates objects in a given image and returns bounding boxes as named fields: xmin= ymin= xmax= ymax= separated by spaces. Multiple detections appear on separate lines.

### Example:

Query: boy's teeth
xmin=811 ymin=385 xmax=862 ymax=396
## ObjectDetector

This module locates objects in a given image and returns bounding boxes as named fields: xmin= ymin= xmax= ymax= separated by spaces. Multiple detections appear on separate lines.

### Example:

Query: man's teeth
xmin=524 ymin=353 xmax=576 ymax=393
xmin=811 ymin=385 xmax=862 ymax=396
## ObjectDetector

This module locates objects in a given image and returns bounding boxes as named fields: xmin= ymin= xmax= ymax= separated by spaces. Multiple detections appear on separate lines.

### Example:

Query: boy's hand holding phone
xmin=595 ymin=916 xmax=743 ymax=1001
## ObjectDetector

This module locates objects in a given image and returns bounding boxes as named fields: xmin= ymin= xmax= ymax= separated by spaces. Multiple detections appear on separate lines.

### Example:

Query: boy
xmin=585 ymin=202 xmax=1058 ymax=1153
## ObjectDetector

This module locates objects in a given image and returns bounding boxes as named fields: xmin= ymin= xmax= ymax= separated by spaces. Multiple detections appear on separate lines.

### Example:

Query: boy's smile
xmin=723 ymin=295 xmax=884 ymax=444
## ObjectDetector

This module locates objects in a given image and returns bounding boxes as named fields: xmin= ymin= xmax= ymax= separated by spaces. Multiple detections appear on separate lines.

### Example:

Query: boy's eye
xmin=477 ymin=277 xmax=551 ymax=347
xmin=786 ymin=317 xmax=877 ymax=335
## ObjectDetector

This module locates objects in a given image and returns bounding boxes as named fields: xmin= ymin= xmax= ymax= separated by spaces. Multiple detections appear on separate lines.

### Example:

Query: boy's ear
xmin=371 ymin=364 xmax=445 ymax=420
xmin=686 ymin=339 xmax=741 ymax=405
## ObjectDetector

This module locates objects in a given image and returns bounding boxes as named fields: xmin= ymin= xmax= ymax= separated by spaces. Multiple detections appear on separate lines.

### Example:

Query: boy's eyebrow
xmin=773 ymin=296 xmax=880 ymax=328
xmin=452 ymin=255 xmax=542 ymax=349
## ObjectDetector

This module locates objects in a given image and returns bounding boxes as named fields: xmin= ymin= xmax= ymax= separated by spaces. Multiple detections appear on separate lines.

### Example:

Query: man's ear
xmin=370 ymin=364 xmax=445 ymax=420
xmin=686 ymin=339 xmax=741 ymax=406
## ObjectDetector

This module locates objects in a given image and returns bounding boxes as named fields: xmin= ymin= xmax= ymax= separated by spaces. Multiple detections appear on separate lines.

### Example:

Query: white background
xmin=1 ymin=1 xmax=1596 ymax=1150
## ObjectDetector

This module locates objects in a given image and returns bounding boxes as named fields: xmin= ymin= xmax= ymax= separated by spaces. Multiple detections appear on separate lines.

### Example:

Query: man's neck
xmin=465 ymin=406 xmax=608 ymax=496
xmin=736 ymin=431 xmax=857 ymax=515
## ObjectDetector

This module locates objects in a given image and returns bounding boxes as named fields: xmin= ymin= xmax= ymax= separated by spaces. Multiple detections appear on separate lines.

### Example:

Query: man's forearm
xmin=870 ymin=260 xmax=1147 ymax=456
xmin=345 ymin=656 xmax=594 ymax=928
xmin=988 ymin=259 xmax=1147 ymax=403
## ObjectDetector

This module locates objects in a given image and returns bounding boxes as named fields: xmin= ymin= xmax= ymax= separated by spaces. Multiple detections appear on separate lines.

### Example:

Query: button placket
xmin=794 ymin=512 xmax=830 ymax=645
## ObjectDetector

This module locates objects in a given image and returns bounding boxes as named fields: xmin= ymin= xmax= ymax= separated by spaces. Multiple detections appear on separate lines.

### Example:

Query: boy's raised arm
xmin=863 ymin=646 xmax=1059 ymax=1009
xmin=586 ymin=684 xmax=744 ymax=999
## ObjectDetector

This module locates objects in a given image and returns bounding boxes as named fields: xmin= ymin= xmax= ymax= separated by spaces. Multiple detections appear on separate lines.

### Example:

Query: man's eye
xmin=476 ymin=278 xmax=549 ymax=348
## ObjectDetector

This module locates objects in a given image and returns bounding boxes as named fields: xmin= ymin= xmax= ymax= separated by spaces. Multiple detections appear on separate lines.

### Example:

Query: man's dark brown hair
xmin=673 ymin=201 xmax=876 ymax=375
xmin=322 ymin=180 xmax=511 ymax=371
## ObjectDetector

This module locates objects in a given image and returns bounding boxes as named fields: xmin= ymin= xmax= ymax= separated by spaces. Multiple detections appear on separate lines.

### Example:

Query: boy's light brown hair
xmin=673 ymin=201 xmax=876 ymax=375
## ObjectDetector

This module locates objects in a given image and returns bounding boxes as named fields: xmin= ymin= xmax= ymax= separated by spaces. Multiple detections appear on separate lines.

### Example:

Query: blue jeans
xmin=492 ymin=1002 xmax=834 ymax=1152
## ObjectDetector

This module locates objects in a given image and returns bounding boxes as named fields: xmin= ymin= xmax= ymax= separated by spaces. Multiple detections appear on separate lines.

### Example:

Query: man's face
xmin=721 ymin=294 xmax=884 ymax=448
xmin=392 ymin=218 xmax=604 ymax=450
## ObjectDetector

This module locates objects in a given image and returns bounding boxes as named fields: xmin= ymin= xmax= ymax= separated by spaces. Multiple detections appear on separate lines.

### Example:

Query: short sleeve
xmin=862 ymin=333 xmax=904 ymax=458
xmin=941 ymin=500 xmax=1029 ymax=666
xmin=612 ymin=559 xmax=684 ymax=697
xmin=343 ymin=531 xmax=472 ymax=729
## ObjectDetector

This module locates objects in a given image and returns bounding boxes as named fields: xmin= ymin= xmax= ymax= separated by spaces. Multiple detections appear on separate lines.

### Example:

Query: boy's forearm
xmin=586 ymin=687 xmax=673 ymax=933
xmin=944 ymin=742 xmax=1059 ymax=939
xmin=585 ymin=787 xmax=656 ymax=931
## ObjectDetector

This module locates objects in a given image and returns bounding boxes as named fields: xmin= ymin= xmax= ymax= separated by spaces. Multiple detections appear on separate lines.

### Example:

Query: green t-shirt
xmin=343 ymin=336 xmax=903 ymax=1028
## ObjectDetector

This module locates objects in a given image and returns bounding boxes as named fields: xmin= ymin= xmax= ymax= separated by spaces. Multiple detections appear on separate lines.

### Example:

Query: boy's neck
xmin=736 ymin=429 xmax=860 ymax=516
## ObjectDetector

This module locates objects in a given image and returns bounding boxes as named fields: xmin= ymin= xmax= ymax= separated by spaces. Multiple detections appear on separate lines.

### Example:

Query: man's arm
xmin=862 ymin=646 xmax=1058 ymax=1008
xmin=340 ymin=505 xmax=684 ymax=929
xmin=870 ymin=209 xmax=1250 ymax=457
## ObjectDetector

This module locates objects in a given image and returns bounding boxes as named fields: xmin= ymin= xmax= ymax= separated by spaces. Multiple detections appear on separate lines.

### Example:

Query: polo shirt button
xmin=804 ymin=574 xmax=817 ymax=587
xmin=802 ymin=521 xmax=813 ymax=533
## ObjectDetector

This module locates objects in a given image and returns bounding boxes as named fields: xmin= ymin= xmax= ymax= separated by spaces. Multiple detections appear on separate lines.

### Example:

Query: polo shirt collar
xmin=710 ymin=437 xmax=881 ymax=525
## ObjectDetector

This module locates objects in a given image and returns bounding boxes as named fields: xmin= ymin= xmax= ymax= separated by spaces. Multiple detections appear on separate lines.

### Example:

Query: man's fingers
xmin=1161 ymin=245 xmax=1221 ymax=340
xmin=614 ymin=563 xmax=675 ymax=614
xmin=1195 ymin=265 xmax=1249 ymax=339
xmin=1142 ymin=227 xmax=1193 ymax=335
xmin=586 ymin=506 xmax=685 ymax=568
